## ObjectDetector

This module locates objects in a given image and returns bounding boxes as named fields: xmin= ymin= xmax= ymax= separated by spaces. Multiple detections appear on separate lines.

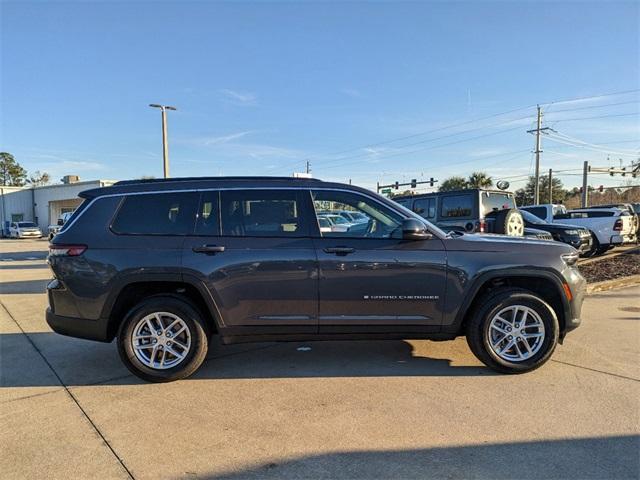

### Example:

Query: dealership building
xmin=0 ymin=176 xmax=115 ymax=235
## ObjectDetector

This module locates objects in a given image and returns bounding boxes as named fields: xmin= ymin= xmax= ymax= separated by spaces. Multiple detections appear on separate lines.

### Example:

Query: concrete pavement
xmin=1 ymin=238 xmax=639 ymax=479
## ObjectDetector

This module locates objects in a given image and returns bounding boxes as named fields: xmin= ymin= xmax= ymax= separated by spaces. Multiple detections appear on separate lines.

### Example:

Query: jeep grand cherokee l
xmin=46 ymin=177 xmax=585 ymax=382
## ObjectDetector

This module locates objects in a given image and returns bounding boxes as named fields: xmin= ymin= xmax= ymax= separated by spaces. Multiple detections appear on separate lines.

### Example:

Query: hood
xmin=445 ymin=232 xmax=574 ymax=254
xmin=545 ymin=222 xmax=587 ymax=232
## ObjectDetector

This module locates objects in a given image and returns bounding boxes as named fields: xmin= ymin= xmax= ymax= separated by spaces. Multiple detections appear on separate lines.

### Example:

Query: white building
xmin=0 ymin=178 xmax=115 ymax=234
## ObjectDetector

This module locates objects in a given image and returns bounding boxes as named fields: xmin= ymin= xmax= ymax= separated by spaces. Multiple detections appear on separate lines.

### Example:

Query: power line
xmin=544 ymin=100 xmax=639 ymax=114
xmin=313 ymin=116 xmax=533 ymax=169
xmin=269 ymin=88 xmax=639 ymax=175
xmin=318 ymin=125 xmax=525 ymax=171
xmin=540 ymin=88 xmax=640 ymax=107
xmin=547 ymin=112 xmax=638 ymax=123
xmin=543 ymin=131 xmax=640 ymax=157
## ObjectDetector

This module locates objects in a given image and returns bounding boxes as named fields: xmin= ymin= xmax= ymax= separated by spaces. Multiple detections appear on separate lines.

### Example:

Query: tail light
xmin=48 ymin=244 xmax=87 ymax=257
xmin=475 ymin=220 xmax=487 ymax=233
xmin=613 ymin=219 xmax=623 ymax=231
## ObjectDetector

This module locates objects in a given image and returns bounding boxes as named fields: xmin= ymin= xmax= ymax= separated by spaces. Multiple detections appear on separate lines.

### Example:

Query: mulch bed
xmin=579 ymin=249 xmax=640 ymax=283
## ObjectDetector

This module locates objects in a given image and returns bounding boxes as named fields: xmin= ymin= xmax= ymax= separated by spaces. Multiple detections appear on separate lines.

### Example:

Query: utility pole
xmin=527 ymin=105 xmax=551 ymax=205
xmin=548 ymin=168 xmax=553 ymax=204
xmin=581 ymin=161 xmax=589 ymax=208
xmin=305 ymin=160 xmax=311 ymax=175
xmin=149 ymin=104 xmax=177 ymax=178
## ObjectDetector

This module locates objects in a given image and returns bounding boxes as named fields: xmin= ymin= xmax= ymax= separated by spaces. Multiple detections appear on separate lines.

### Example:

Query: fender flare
xmin=101 ymin=272 xmax=226 ymax=338
xmin=447 ymin=267 xmax=570 ymax=334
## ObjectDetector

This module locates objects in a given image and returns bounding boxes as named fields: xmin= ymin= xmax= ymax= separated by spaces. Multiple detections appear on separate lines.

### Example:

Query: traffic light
xmin=411 ymin=179 xmax=417 ymax=188
xmin=429 ymin=177 xmax=435 ymax=187
xmin=598 ymin=185 xmax=604 ymax=192
xmin=394 ymin=181 xmax=399 ymax=190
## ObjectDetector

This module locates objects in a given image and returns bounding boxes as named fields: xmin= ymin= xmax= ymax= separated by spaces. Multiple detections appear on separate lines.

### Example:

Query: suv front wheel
xmin=117 ymin=296 xmax=210 ymax=382
xmin=466 ymin=288 xmax=559 ymax=373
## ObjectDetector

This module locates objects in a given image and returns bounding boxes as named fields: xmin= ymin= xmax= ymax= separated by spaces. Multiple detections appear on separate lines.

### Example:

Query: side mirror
xmin=402 ymin=218 xmax=432 ymax=241
xmin=57 ymin=219 xmax=64 ymax=226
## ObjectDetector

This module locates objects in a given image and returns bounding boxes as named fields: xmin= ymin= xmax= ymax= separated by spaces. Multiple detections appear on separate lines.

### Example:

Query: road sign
xmin=381 ymin=188 xmax=392 ymax=194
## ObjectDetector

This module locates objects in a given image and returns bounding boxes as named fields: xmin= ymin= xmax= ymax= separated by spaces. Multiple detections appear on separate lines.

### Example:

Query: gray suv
xmin=46 ymin=177 xmax=585 ymax=382
xmin=394 ymin=189 xmax=525 ymax=236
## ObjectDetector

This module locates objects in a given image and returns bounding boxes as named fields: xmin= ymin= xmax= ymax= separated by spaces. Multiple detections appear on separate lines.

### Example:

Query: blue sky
xmin=2 ymin=1 xmax=639 ymax=191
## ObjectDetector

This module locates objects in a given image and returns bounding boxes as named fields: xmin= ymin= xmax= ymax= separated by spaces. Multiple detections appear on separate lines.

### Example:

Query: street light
xmin=149 ymin=104 xmax=177 ymax=178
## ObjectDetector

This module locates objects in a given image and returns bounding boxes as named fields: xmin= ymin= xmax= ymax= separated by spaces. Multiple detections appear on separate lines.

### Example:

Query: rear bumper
xmin=46 ymin=307 xmax=111 ymax=342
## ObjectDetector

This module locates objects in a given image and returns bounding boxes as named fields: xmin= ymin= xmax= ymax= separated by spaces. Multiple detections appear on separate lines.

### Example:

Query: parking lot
xmin=1 ymin=238 xmax=639 ymax=479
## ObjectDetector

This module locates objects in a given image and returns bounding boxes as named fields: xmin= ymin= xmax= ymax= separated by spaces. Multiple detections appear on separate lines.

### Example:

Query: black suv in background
xmin=519 ymin=210 xmax=592 ymax=255
xmin=47 ymin=177 xmax=585 ymax=382
xmin=394 ymin=189 xmax=526 ymax=236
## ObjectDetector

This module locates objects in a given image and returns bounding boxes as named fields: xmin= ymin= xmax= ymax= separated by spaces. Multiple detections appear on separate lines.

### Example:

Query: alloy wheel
xmin=131 ymin=312 xmax=192 ymax=369
xmin=487 ymin=305 xmax=545 ymax=362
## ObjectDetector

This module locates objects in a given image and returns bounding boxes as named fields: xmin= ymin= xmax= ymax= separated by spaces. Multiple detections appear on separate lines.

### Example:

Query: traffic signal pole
xmin=377 ymin=178 xmax=438 ymax=193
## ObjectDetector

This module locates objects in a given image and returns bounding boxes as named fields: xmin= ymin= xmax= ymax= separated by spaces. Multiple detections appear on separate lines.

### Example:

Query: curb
xmin=586 ymin=274 xmax=640 ymax=294
xmin=578 ymin=245 xmax=640 ymax=266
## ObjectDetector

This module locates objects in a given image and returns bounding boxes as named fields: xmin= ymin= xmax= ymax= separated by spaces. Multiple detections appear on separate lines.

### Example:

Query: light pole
xmin=149 ymin=104 xmax=176 ymax=178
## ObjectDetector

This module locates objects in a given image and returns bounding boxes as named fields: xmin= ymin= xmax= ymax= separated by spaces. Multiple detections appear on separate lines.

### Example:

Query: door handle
xmin=192 ymin=245 xmax=226 ymax=254
xmin=323 ymin=247 xmax=355 ymax=256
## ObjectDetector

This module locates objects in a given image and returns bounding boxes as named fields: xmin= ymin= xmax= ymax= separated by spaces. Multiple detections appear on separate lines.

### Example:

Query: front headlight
xmin=565 ymin=230 xmax=579 ymax=235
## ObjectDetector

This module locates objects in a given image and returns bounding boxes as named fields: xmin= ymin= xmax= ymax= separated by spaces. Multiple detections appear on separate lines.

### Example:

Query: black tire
xmin=117 ymin=295 xmax=210 ymax=382
xmin=466 ymin=288 xmax=559 ymax=374
xmin=582 ymin=232 xmax=601 ymax=258
xmin=490 ymin=209 xmax=524 ymax=236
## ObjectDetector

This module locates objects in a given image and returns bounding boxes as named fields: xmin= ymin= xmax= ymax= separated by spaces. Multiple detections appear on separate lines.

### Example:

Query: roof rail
xmin=113 ymin=176 xmax=322 ymax=186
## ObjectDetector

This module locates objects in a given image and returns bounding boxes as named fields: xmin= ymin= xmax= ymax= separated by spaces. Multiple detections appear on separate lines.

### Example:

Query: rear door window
xmin=440 ymin=195 xmax=473 ymax=218
xmin=413 ymin=198 xmax=436 ymax=219
xmin=220 ymin=189 xmax=310 ymax=237
xmin=112 ymin=192 xmax=199 ymax=235
xmin=194 ymin=191 xmax=221 ymax=236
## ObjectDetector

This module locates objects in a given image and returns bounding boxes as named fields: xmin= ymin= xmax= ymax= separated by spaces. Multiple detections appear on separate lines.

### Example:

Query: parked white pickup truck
xmin=47 ymin=212 xmax=74 ymax=240
xmin=520 ymin=204 xmax=635 ymax=256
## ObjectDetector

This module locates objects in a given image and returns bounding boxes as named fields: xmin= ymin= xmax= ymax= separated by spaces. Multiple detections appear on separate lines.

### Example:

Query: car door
xmin=310 ymin=188 xmax=447 ymax=333
xmin=182 ymin=189 xmax=319 ymax=335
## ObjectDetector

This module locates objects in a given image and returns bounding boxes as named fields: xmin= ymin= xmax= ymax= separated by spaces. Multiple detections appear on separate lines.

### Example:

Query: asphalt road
xmin=1 ymin=238 xmax=639 ymax=479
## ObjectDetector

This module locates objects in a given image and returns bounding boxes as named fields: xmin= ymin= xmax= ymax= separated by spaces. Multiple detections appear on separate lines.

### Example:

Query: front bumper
xmin=561 ymin=267 xmax=586 ymax=339
xmin=46 ymin=307 xmax=111 ymax=342
xmin=565 ymin=235 xmax=591 ymax=254
xmin=18 ymin=232 xmax=42 ymax=238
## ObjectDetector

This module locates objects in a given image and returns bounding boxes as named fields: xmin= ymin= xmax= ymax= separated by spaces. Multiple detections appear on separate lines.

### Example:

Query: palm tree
xmin=439 ymin=176 xmax=468 ymax=192
xmin=467 ymin=171 xmax=493 ymax=189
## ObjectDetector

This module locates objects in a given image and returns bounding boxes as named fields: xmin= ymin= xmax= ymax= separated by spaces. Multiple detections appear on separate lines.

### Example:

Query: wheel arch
xmin=103 ymin=274 xmax=223 ymax=341
xmin=450 ymin=269 xmax=570 ymax=338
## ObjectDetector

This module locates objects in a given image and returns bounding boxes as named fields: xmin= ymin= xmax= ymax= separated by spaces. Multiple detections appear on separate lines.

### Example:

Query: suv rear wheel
xmin=117 ymin=296 xmax=210 ymax=382
xmin=466 ymin=288 xmax=559 ymax=373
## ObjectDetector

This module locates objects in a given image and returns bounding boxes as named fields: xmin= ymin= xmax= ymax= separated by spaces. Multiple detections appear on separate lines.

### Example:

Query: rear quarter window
xmin=440 ymin=194 xmax=473 ymax=218
xmin=111 ymin=192 xmax=199 ymax=235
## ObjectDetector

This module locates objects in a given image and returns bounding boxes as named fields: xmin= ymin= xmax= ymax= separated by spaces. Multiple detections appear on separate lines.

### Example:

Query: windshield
xmin=520 ymin=210 xmax=548 ymax=225
xmin=330 ymin=215 xmax=348 ymax=224
xmin=18 ymin=222 xmax=37 ymax=228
